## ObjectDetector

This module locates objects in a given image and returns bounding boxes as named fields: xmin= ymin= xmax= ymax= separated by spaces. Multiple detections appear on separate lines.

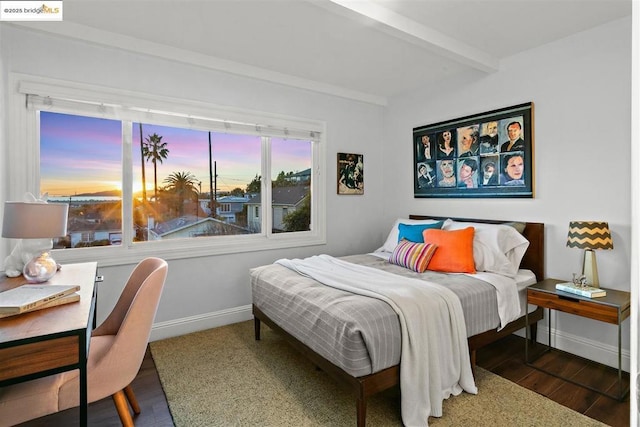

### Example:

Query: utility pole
xmin=214 ymin=161 xmax=217 ymax=211
xmin=208 ymin=132 xmax=214 ymax=217
xmin=197 ymin=181 xmax=201 ymax=220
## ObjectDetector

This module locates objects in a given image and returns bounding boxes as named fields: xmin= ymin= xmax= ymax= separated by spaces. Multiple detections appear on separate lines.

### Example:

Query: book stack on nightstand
xmin=555 ymin=282 xmax=606 ymax=298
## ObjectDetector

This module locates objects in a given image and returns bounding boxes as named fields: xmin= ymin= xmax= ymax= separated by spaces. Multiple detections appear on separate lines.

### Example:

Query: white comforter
xmin=275 ymin=254 xmax=477 ymax=426
xmin=471 ymin=271 xmax=521 ymax=330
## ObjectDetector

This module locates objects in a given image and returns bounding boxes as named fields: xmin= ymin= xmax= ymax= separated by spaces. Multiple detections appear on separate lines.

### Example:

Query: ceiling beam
xmin=321 ymin=0 xmax=499 ymax=73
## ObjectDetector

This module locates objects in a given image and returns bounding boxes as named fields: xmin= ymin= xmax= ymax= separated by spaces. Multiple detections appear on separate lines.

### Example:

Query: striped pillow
xmin=389 ymin=239 xmax=438 ymax=273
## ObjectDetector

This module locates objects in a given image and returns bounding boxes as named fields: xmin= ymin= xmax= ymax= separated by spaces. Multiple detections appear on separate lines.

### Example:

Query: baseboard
xmin=516 ymin=325 xmax=630 ymax=372
xmin=149 ymin=304 xmax=253 ymax=342
xmin=149 ymin=305 xmax=630 ymax=372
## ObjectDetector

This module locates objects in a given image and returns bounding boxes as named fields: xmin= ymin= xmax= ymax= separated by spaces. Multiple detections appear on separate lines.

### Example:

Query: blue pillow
xmin=397 ymin=221 xmax=444 ymax=243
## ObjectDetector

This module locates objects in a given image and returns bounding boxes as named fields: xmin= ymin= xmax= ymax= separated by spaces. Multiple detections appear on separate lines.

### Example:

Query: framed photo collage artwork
xmin=413 ymin=102 xmax=534 ymax=198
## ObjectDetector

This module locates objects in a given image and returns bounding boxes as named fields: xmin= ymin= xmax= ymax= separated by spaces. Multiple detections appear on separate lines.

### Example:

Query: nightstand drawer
xmin=527 ymin=289 xmax=620 ymax=324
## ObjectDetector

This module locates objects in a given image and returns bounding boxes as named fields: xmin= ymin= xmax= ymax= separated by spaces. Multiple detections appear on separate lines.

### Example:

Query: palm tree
xmin=142 ymin=133 xmax=169 ymax=204
xmin=163 ymin=171 xmax=198 ymax=217
xmin=139 ymin=123 xmax=147 ymax=203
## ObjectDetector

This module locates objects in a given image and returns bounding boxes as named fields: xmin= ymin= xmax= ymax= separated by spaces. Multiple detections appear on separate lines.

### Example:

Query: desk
xmin=525 ymin=278 xmax=630 ymax=400
xmin=0 ymin=262 xmax=97 ymax=426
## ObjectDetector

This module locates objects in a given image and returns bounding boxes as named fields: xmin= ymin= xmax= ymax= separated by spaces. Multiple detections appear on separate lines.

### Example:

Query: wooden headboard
xmin=409 ymin=215 xmax=545 ymax=280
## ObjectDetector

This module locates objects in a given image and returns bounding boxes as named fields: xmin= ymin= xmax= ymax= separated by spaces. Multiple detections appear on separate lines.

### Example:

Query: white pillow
xmin=379 ymin=218 xmax=449 ymax=253
xmin=443 ymin=220 xmax=529 ymax=277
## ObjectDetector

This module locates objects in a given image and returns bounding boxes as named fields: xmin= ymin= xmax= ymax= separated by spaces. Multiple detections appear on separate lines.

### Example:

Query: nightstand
xmin=525 ymin=278 xmax=630 ymax=400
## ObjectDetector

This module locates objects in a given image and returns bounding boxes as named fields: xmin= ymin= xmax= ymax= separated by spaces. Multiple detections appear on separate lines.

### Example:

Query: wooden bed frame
xmin=253 ymin=216 xmax=545 ymax=426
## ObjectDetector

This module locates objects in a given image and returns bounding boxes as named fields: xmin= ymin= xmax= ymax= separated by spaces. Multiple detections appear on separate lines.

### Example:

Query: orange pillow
xmin=422 ymin=227 xmax=476 ymax=273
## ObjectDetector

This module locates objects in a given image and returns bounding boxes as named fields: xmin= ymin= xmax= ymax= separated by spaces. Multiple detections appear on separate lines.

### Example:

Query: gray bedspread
xmin=250 ymin=254 xmax=500 ymax=377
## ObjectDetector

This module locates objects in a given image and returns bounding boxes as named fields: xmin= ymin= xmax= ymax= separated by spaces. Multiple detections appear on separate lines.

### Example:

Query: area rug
xmin=150 ymin=321 xmax=605 ymax=427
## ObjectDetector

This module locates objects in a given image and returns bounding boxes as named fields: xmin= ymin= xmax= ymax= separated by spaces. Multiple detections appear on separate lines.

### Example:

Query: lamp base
xmin=23 ymin=252 xmax=59 ymax=283
xmin=3 ymin=238 xmax=53 ymax=278
xmin=583 ymin=249 xmax=599 ymax=288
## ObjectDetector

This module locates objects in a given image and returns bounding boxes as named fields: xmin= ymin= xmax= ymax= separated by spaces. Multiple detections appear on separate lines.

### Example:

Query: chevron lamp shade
xmin=566 ymin=221 xmax=613 ymax=287
xmin=566 ymin=221 xmax=613 ymax=250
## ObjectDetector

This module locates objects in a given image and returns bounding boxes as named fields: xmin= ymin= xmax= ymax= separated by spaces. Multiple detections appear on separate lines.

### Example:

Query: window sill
xmin=51 ymin=232 xmax=326 ymax=267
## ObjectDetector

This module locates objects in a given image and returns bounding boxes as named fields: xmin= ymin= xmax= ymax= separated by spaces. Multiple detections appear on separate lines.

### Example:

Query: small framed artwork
xmin=413 ymin=102 xmax=534 ymax=198
xmin=337 ymin=152 xmax=364 ymax=195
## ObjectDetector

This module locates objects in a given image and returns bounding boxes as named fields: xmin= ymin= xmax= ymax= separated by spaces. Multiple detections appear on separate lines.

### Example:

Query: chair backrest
xmin=93 ymin=257 xmax=168 ymax=337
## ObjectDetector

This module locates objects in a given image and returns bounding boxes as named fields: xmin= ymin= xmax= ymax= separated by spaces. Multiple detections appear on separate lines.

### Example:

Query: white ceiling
xmin=14 ymin=0 xmax=632 ymax=104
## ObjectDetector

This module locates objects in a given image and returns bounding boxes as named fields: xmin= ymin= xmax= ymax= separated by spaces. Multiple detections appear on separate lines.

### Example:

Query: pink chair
xmin=0 ymin=257 xmax=168 ymax=427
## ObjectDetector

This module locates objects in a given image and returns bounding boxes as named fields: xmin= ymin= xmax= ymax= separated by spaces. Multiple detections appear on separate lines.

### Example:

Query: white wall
xmin=0 ymin=27 xmax=5 ymax=234
xmin=384 ymin=17 xmax=632 ymax=369
xmin=631 ymin=3 xmax=639 ymax=422
xmin=0 ymin=25 xmax=387 ymax=336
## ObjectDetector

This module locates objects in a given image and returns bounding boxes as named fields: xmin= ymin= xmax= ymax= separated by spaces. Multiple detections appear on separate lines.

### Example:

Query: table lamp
xmin=566 ymin=221 xmax=613 ymax=287
xmin=2 ymin=201 xmax=69 ymax=281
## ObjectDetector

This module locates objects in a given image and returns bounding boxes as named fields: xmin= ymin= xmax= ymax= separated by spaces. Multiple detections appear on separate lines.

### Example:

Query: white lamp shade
xmin=2 ymin=202 xmax=69 ymax=239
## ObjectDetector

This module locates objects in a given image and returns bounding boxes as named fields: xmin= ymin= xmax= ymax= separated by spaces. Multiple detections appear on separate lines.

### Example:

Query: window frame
xmin=6 ymin=74 xmax=327 ymax=267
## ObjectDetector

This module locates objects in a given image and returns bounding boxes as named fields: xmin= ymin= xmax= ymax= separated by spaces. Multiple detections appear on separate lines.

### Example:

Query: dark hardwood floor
xmin=17 ymin=348 xmax=173 ymax=427
xmin=18 ymin=334 xmax=629 ymax=426
xmin=477 ymin=334 xmax=630 ymax=427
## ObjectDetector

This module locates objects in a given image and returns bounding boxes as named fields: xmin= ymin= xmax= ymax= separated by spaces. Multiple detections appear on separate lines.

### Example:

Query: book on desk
xmin=555 ymin=282 xmax=607 ymax=298
xmin=0 ymin=284 xmax=80 ymax=315
xmin=0 ymin=292 xmax=80 ymax=318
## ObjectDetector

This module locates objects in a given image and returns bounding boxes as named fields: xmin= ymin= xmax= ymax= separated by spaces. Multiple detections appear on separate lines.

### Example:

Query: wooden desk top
xmin=0 ymin=262 xmax=98 ymax=346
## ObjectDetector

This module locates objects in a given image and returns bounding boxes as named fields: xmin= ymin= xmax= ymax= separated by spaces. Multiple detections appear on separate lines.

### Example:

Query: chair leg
xmin=112 ymin=389 xmax=134 ymax=427
xmin=124 ymin=384 xmax=141 ymax=414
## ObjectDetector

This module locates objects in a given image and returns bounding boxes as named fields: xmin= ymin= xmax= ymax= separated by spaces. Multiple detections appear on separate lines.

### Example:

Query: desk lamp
xmin=566 ymin=221 xmax=613 ymax=287
xmin=2 ymin=200 xmax=69 ymax=282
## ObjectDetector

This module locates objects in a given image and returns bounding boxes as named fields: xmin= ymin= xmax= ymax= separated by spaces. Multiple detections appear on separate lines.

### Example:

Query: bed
xmin=251 ymin=215 xmax=544 ymax=426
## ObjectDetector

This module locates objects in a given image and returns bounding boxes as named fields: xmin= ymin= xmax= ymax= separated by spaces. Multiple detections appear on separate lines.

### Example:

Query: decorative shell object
xmin=23 ymin=252 xmax=58 ymax=283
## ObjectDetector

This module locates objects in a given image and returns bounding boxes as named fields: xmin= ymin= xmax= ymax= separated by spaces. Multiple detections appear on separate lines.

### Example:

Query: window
xmin=129 ymin=124 xmax=268 ymax=242
xmin=40 ymin=112 xmax=123 ymax=249
xmin=9 ymin=76 xmax=326 ymax=265
xmin=80 ymin=232 xmax=95 ymax=243
xmin=270 ymin=138 xmax=311 ymax=234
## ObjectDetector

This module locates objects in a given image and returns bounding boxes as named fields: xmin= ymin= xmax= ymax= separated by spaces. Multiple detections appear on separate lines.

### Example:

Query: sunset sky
xmin=40 ymin=112 xmax=311 ymax=196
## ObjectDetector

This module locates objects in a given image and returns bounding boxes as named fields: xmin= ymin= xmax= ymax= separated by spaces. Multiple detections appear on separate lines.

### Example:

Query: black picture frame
xmin=337 ymin=152 xmax=364 ymax=195
xmin=413 ymin=102 xmax=534 ymax=198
